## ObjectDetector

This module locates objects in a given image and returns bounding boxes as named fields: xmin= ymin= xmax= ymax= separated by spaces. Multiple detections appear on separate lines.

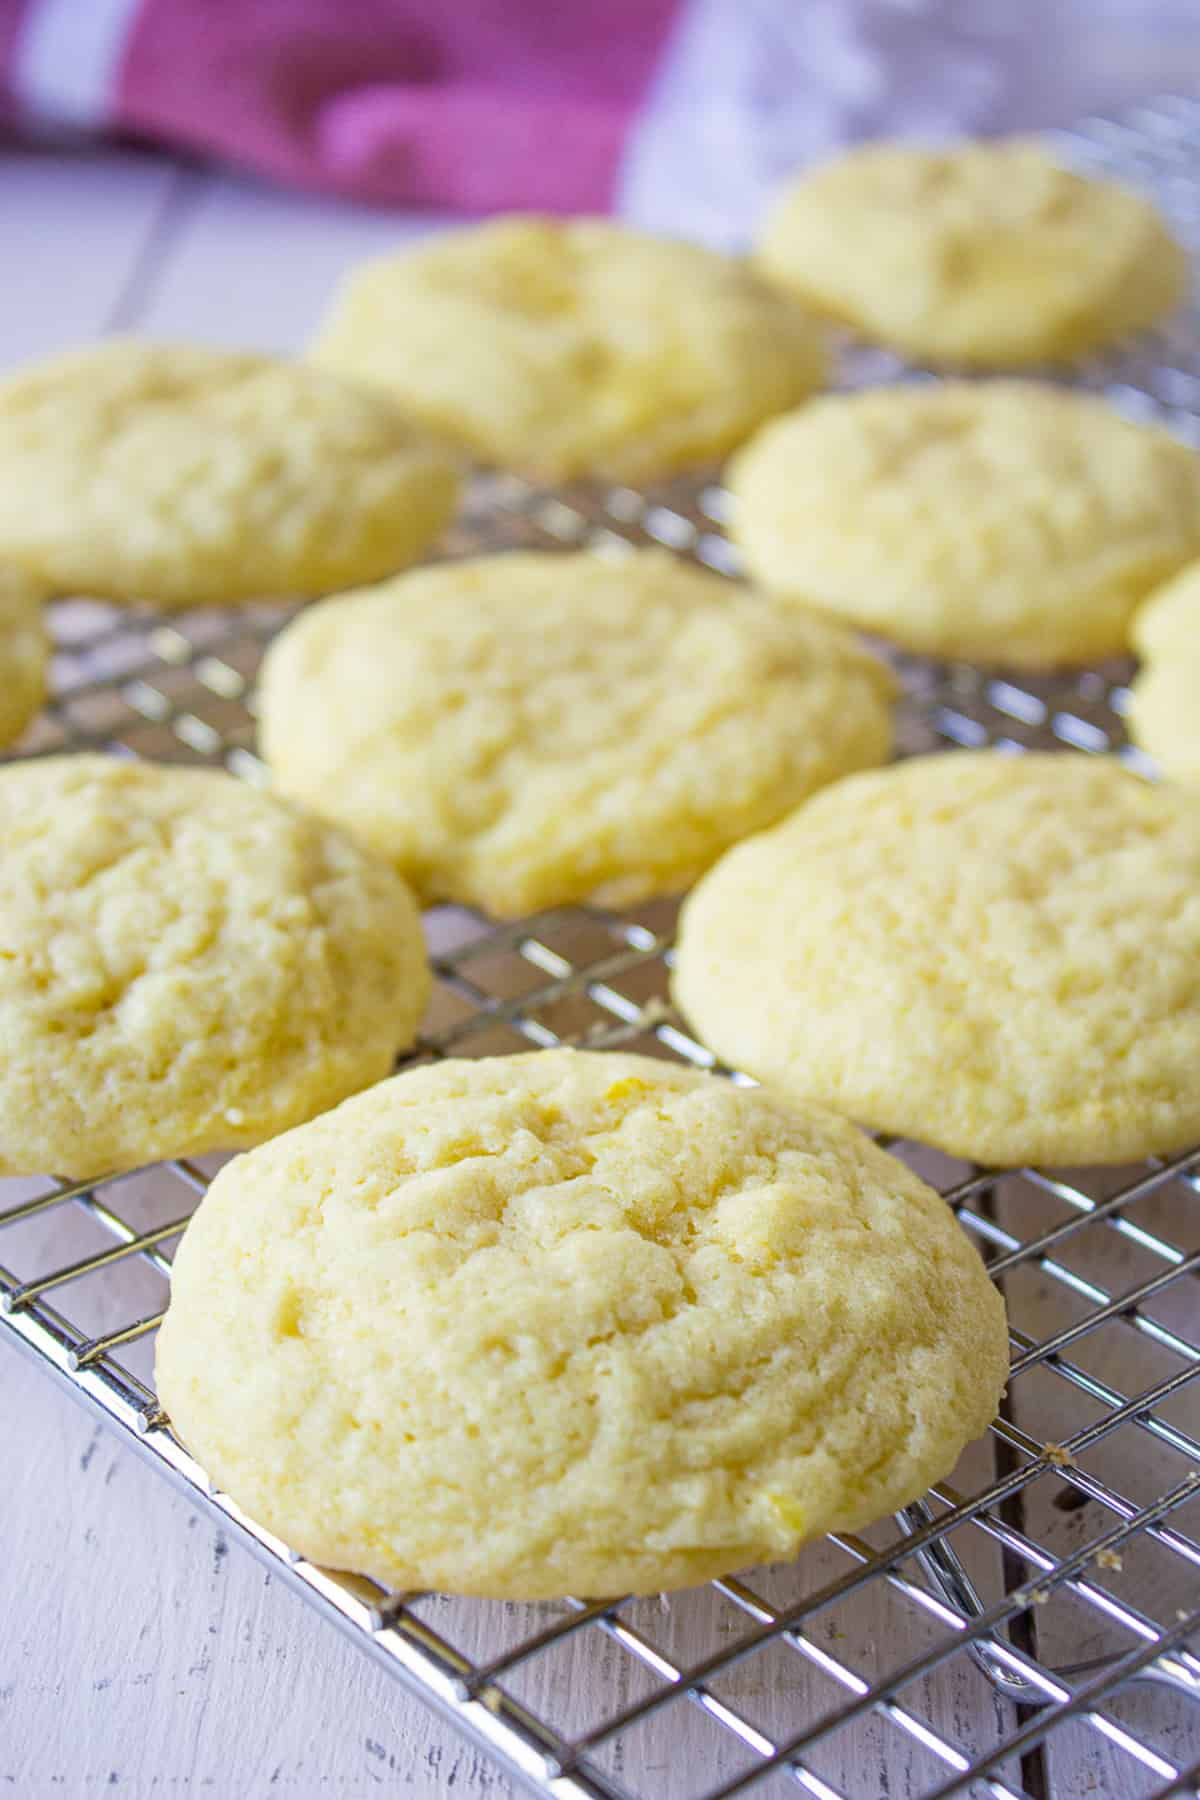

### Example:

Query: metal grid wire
xmin=7 ymin=94 xmax=1200 ymax=1800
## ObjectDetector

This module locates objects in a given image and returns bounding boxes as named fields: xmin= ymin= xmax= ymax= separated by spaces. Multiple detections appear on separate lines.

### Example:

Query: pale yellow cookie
xmin=729 ymin=381 xmax=1200 ymax=667
xmin=1127 ymin=563 xmax=1200 ymax=782
xmin=673 ymin=753 xmax=1200 ymax=1167
xmin=308 ymin=216 xmax=828 ymax=480
xmin=0 ymin=340 xmax=459 ymax=608
xmin=156 ymin=1049 xmax=1007 ymax=1598
xmin=257 ymin=548 xmax=894 ymax=917
xmin=757 ymin=138 xmax=1188 ymax=367
xmin=0 ymin=564 xmax=48 ymax=748
xmin=0 ymin=756 xmax=430 ymax=1177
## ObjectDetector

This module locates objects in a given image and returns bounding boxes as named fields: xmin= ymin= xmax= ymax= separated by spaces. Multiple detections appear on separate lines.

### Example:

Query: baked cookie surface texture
xmin=0 ymin=755 xmax=430 ymax=1177
xmin=0 ymin=340 xmax=459 ymax=607
xmin=0 ymin=563 xmax=47 ymax=747
xmin=673 ymin=753 xmax=1200 ymax=1166
xmin=309 ymin=216 xmax=828 ymax=480
xmin=1128 ymin=563 xmax=1200 ymax=782
xmin=258 ymin=548 xmax=895 ymax=916
xmin=729 ymin=381 xmax=1200 ymax=667
xmin=156 ymin=1049 xmax=1008 ymax=1598
xmin=757 ymin=138 xmax=1188 ymax=367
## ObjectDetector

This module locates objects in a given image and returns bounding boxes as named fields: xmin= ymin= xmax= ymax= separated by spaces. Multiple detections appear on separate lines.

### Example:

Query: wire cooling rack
xmin=8 ymin=94 xmax=1200 ymax=1800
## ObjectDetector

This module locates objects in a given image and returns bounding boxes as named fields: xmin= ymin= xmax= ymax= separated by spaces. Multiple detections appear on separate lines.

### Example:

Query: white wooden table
xmin=0 ymin=146 xmax=518 ymax=1800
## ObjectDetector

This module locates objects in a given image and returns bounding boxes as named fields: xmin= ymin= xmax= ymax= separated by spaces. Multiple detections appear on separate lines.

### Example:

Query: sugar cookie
xmin=309 ymin=217 xmax=827 ymax=480
xmin=156 ymin=1050 xmax=1007 ymax=1598
xmin=257 ymin=549 xmax=895 ymax=916
xmin=0 ymin=756 xmax=429 ymax=1177
xmin=729 ymin=381 xmax=1200 ymax=667
xmin=0 ymin=341 xmax=458 ymax=607
xmin=673 ymin=753 xmax=1200 ymax=1166
xmin=757 ymin=138 xmax=1187 ymax=367
xmin=1127 ymin=564 xmax=1200 ymax=782
xmin=0 ymin=564 xmax=47 ymax=747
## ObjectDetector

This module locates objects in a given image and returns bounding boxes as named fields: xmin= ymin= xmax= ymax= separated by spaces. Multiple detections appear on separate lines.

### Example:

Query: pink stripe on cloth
xmin=315 ymin=86 xmax=636 ymax=214
xmin=116 ymin=0 xmax=680 ymax=211
xmin=0 ymin=0 xmax=35 ymax=126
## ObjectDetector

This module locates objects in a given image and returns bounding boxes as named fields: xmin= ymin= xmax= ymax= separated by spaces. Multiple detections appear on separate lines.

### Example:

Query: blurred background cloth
xmin=2 ymin=0 xmax=1200 ymax=243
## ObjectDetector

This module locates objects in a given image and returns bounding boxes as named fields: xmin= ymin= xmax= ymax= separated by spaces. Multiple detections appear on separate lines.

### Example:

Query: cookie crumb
xmin=1095 ymin=1548 xmax=1123 ymax=1572
xmin=1044 ymin=1443 xmax=1073 ymax=1468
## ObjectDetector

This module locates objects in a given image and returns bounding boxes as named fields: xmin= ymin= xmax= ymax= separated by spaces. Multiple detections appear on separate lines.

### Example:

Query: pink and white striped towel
xmin=2 ymin=0 xmax=1198 ymax=245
